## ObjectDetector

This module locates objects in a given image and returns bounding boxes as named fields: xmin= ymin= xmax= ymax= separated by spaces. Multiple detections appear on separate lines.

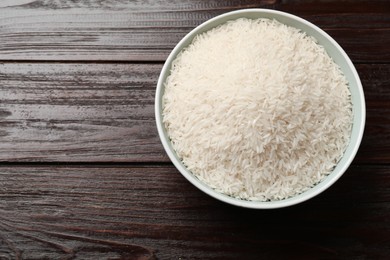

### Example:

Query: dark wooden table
xmin=0 ymin=0 xmax=389 ymax=259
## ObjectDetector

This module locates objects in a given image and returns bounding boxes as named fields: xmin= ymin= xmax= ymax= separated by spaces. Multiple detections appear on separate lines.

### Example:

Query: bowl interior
xmin=155 ymin=9 xmax=365 ymax=209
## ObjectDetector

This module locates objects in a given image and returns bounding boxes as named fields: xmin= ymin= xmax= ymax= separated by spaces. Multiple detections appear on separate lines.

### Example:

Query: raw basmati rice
xmin=162 ymin=18 xmax=352 ymax=201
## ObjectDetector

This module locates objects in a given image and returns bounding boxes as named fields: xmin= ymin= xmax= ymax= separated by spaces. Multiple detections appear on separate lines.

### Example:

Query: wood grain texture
xmin=0 ymin=62 xmax=167 ymax=162
xmin=0 ymin=0 xmax=277 ymax=61
xmin=0 ymin=165 xmax=388 ymax=259
xmin=0 ymin=0 xmax=388 ymax=62
xmin=0 ymin=62 xmax=389 ymax=163
xmin=0 ymin=1 xmax=389 ymax=259
xmin=356 ymin=64 xmax=390 ymax=163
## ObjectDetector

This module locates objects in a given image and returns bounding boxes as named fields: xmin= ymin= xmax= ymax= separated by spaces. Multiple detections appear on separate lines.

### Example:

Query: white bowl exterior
xmin=155 ymin=9 xmax=366 ymax=209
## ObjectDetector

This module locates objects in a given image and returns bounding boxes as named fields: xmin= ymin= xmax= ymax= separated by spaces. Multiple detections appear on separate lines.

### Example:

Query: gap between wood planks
xmin=0 ymin=161 xmax=173 ymax=167
xmin=0 ymin=60 xmax=390 ymax=65
xmin=0 ymin=60 xmax=165 ymax=64
xmin=0 ymin=162 xmax=389 ymax=167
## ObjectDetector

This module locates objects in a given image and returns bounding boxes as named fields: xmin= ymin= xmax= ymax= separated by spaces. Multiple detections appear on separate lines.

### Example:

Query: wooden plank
xmin=0 ymin=62 xmax=389 ymax=163
xmin=0 ymin=62 xmax=168 ymax=162
xmin=0 ymin=0 xmax=277 ymax=61
xmin=0 ymin=0 xmax=388 ymax=62
xmin=0 ymin=164 xmax=388 ymax=259
xmin=356 ymin=64 xmax=390 ymax=163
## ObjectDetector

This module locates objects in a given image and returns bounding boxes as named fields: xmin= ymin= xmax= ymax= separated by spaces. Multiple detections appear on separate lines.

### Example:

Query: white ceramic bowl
xmin=155 ymin=9 xmax=366 ymax=209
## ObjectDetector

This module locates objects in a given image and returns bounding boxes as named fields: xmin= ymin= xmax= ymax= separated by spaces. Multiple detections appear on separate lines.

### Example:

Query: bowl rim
xmin=155 ymin=8 xmax=366 ymax=209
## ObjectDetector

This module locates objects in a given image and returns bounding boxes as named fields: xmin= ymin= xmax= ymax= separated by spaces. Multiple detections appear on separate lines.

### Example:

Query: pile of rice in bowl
xmin=162 ymin=18 xmax=352 ymax=202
